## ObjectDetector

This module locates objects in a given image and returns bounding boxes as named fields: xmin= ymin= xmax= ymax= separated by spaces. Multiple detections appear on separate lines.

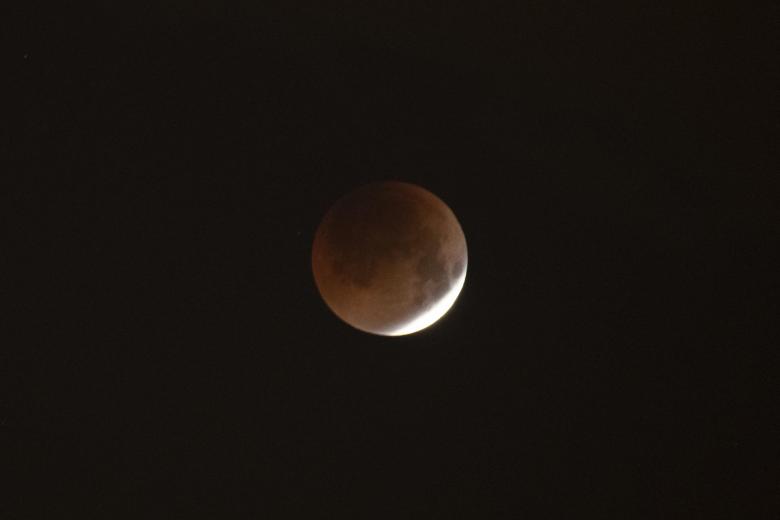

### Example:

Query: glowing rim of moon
xmin=382 ymin=262 xmax=467 ymax=336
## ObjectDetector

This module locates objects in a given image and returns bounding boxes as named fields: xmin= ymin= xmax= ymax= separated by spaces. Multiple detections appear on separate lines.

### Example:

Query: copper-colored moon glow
xmin=312 ymin=181 xmax=467 ymax=336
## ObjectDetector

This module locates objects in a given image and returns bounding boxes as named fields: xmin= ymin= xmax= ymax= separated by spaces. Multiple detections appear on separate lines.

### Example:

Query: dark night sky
xmin=7 ymin=1 xmax=776 ymax=518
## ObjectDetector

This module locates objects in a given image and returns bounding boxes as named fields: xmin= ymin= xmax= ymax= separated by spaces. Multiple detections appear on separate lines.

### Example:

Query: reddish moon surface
xmin=312 ymin=181 xmax=467 ymax=336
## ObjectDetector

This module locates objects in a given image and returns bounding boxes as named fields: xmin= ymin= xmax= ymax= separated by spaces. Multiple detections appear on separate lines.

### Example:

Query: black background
xmin=7 ymin=1 xmax=776 ymax=518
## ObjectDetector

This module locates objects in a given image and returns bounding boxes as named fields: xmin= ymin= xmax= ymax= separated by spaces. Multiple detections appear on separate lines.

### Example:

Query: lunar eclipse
xmin=312 ymin=181 xmax=467 ymax=336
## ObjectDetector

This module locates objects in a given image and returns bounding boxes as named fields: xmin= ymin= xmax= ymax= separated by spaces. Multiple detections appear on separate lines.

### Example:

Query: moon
xmin=312 ymin=181 xmax=467 ymax=336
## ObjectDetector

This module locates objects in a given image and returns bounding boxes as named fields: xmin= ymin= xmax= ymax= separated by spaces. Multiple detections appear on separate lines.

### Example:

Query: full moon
xmin=312 ymin=181 xmax=467 ymax=336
